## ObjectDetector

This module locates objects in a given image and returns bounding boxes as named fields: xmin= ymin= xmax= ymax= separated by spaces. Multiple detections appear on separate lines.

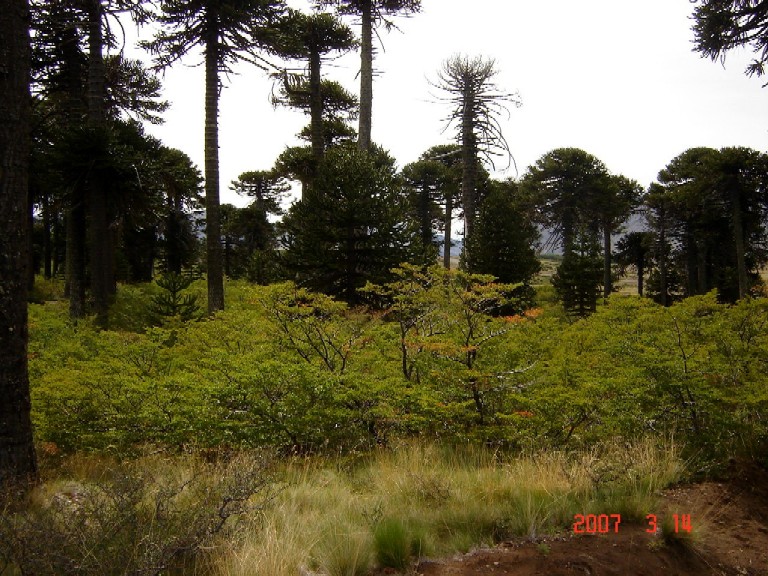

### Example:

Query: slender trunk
xmin=357 ymin=0 xmax=373 ymax=151
xmin=420 ymin=181 xmax=431 ymax=261
xmin=62 ymin=15 xmax=86 ymax=314
xmin=205 ymin=10 xmax=224 ymax=312
xmin=730 ymin=186 xmax=749 ymax=299
xmin=460 ymin=90 xmax=477 ymax=261
xmin=87 ymin=0 xmax=110 ymax=327
xmin=562 ymin=210 xmax=574 ymax=258
xmin=66 ymin=191 xmax=86 ymax=317
xmin=696 ymin=240 xmax=707 ymax=294
xmin=27 ymin=182 xmax=35 ymax=291
xmin=657 ymin=207 xmax=669 ymax=306
xmin=42 ymin=193 xmax=52 ymax=278
xmin=0 ymin=0 xmax=38 ymax=488
xmin=309 ymin=48 xmax=324 ymax=166
xmin=637 ymin=258 xmax=644 ymax=297
xmin=602 ymin=225 xmax=612 ymax=299
xmin=685 ymin=229 xmax=697 ymax=296
xmin=51 ymin=212 xmax=61 ymax=277
xmin=443 ymin=192 xmax=452 ymax=268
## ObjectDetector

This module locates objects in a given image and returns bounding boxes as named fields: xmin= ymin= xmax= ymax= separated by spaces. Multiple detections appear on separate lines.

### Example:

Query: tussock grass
xmin=213 ymin=437 xmax=686 ymax=575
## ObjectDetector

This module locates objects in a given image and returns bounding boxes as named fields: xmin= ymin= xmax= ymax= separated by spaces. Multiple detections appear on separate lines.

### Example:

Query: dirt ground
xmin=408 ymin=462 xmax=768 ymax=576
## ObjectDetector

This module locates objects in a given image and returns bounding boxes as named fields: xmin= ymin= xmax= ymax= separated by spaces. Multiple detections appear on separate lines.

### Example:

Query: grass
xmin=2 ymin=438 xmax=686 ymax=575
xmin=213 ymin=437 xmax=686 ymax=575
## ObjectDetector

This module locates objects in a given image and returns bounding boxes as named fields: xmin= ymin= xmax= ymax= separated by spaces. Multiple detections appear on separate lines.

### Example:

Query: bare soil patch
xmin=407 ymin=463 xmax=768 ymax=576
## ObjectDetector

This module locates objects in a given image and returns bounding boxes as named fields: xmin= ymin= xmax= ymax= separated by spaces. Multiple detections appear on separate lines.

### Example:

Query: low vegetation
xmin=5 ymin=274 xmax=767 ymax=574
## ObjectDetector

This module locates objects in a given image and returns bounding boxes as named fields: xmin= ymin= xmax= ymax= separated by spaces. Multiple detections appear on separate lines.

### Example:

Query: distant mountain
xmin=435 ymin=235 xmax=463 ymax=257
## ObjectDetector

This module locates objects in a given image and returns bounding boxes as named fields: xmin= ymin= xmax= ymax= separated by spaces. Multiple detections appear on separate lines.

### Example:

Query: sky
xmin=124 ymin=0 xmax=768 ymax=211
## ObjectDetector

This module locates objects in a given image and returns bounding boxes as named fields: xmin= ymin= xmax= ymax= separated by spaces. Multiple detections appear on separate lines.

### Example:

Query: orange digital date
xmin=573 ymin=513 xmax=692 ymax=534
xmin=572 ymin=513 xmax=622 ymax=534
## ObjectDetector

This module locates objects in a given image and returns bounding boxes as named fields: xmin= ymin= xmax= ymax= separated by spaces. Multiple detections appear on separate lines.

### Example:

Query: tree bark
xmin=205 ymin=9 xmax=224 ymax=313
xmin=730 ymin=185 xmax=749 ymax=299
xmin=460 ymin=89 xmax=477 ymax=261
xmin=87 ymin=0 xmax=111 ymax=327
xmin=443 ymin=192 xmax=452 ymax=268
xmin=0 ymin=0 xmax=38 ymax=487
xmin=603 ymin=225 xmax=612 ymax=298
xmin=357 ymin=0 xmax=373 ymax=151
xmin=42 ymin=192 xmax=52 ymax=278
xmin=61 ymin=15 xmax=87 ymax=316
xmin=309 ymin=47 xmax=324 ymax=165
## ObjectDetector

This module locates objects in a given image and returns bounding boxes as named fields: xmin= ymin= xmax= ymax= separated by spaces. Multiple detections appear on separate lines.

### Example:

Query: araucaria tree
xmin=691 ymin=0 xmax=768 ymax=82
xmin=464 ymin=180 xmax=541 ymax=287
xmin=646 ymin=146 xmax=768 ymax=302
xmin=1 ymin=0 xmax=38 ymax=486
xmin=315 ymin=0 xmax=421 ymax=151
xmin=147 ymin=0 xmax=286 ymax=313
xmin=522 ymin=148 xmax=638 ymax=315
xmin=281 ymin=146 xmax=415 ymax=302
xmin=433 ymin=54 xmax=520 ymax=260
xmin=273 ymin=11 xmax=356 ymax=169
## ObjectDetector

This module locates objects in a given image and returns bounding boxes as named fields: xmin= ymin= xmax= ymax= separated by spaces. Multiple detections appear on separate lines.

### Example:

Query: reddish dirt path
xmin=411 ymin=463 xmax=768 ymax=576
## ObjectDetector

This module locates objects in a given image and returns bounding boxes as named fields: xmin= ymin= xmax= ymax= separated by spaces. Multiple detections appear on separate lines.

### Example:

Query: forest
xmin=2 ymin=0 xmax=768 ymax=575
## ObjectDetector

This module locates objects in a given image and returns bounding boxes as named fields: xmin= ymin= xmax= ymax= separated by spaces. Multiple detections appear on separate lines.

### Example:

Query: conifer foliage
xmin=282 ymin=146 xmax=415 ymax=302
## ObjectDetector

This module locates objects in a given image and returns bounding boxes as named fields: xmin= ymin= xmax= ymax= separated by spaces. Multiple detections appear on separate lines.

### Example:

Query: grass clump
xmin=373 ymin=518 xmax=411 ymax=570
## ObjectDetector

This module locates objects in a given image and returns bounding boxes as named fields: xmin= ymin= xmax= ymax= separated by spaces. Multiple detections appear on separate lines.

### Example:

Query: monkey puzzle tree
xmin=594 ymin=174 xmax=642 ymax=297
xmin=1 ymin=0 xmax=38 ymax=487
xmin=282 ymin=145 xmax=415 ymax=302
xmin=273 ymin=10 xmax=356 ymax=167
xmin=691 ymin=0 xmax=768 ymax=83
xmin=615 ymin=231 xmax=655 ymax=297
xmin=146 ymin=0 xmax=286 ymax=313
xmin=464 ymin=180 xmax=541 ymax=287
xmin=433 ymin=55 xmax=520 ymax=260
xmin=315 ymin=0 xmax=421 ymax=151
xmin=648 ymin=146 xmax=768 ymax=302
xmin=404 ymin=144 xmax=465 ymax=268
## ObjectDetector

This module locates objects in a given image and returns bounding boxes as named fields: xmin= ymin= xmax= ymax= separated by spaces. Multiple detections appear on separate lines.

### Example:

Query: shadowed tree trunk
xmin=0 ymin=0 xmax=38 ymax=487
xmin=603 ymin=226 xmax=612 ymax=299
xmin=443 ymin=191 xmax=453 ymax=268
xmin=460 ymin=90 xmax=477 ymax=251
xmin=358 ymin=0 xmax=372 ymax=151
xmin=309 ymin=48 xmax=323 ymax=164
xmin=86 ymin=0 xmax=111 ymax=327
xmin=730 ymin=185 xmax=748 ymax=298
xmin=205 ymin=9 xmax=224 ymax=313
xmin=60 ymin=14 xmax=87 ymax=317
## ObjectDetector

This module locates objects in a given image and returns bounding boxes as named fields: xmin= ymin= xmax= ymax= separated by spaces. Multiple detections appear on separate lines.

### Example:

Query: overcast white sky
xmin=126 ymin=0 xmax=768 ymax=210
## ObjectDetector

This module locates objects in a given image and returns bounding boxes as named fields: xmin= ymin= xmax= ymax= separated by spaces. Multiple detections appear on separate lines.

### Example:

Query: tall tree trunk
xmin=460 ymin=90 xmax=477 ymax=262
xmin=658 ymin=215 xmax=669 ymax=306
xmin=685 ymin=229 xmax=697 ymax=296
xmin=66 ymin=190 xmax=87 ymax=317
xmin=87 ymin=0 xmax=110 ymax=327
xmin=730 ymin=186 xmax=749 ymax=299
xmin=637 ymin=258 xmax=644 ymax=297
xmin=0 ymin=0 xmax=38 ymax=488
xmin=205 ymin=11 xmax=224 ymax=313
xmin=61 ymin=15 xmax=86 ymax=316
xmin=443 ymin=192 xmax=452 ymax=268
xmin=42 ymin=192 xmax=52 ymax=278
xmin=357 ymin=0 xmax=373 ymax=151
xmin=696 ymin=240 xmax=708 ymax=294
xmin=27 ymin=182 xmax=35 ymax=290
xmin=309 ymin=48 xmax=324 ymax=166
xmin=602 ymin=225 xmax=612 ymax=299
